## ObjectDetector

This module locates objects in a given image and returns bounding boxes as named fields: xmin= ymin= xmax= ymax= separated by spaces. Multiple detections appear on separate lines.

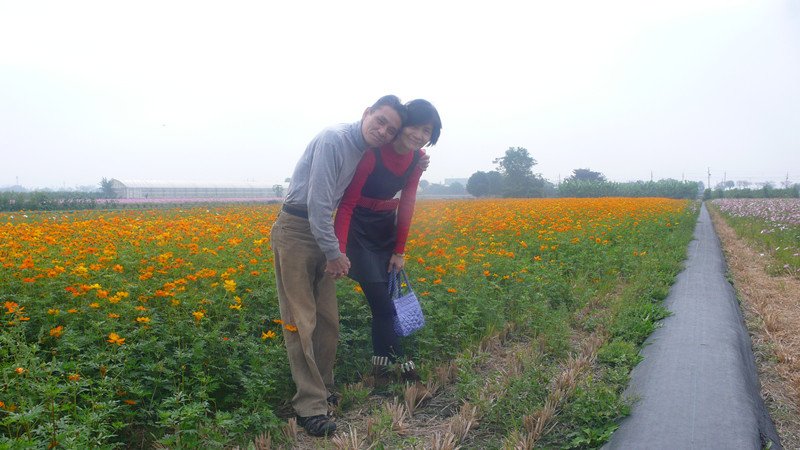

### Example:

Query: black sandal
xmin=296 ymin=414 xmax=336 ymax=437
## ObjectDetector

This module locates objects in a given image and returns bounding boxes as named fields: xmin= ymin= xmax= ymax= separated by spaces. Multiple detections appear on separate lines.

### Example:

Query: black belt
xmin=281 ymin=204 xmax=308 ymax=219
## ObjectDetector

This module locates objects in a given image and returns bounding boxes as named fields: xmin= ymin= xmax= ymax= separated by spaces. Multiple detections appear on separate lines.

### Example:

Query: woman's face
xmin=394 ymin=124 xmax=434 ymax=153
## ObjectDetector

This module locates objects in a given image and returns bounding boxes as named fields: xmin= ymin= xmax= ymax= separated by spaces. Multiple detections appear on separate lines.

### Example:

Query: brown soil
xmin=710 ymin=206 xmax=800 ymax=449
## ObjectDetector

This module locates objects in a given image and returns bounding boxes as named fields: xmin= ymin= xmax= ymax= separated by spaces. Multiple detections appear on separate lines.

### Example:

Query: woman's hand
xmin=387 ymin=253 xmax=405 ymax=273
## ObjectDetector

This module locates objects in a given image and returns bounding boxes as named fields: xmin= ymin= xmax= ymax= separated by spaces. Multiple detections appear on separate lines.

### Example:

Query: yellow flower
xmin=47 ymin=309 xmax=60 ymax=315
xmin=108 ymin=313 xmax=120 ymax=319
xmin=89 ymin=302 xmax=100 ymax=308
xmin=136 ymin=317 xmax=150 ymax=324
xmin=228 ymin=303 xmax=242 ymax=310
xmin=223 ymin=279 xmax=237 ymax=293
xmin=192 ymin=311 xmax=205 ymax=322
xmin=261 ymin=330 xmax=276 ymax=340
xmin=107 ymin=332 xmax=125 ymax=345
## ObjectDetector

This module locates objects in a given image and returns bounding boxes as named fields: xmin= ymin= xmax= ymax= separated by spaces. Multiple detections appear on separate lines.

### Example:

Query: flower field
xmin=711 ymin=198 xmax=800 ymax=276
xmin=1 ymin=198 xmax=697 ymax=448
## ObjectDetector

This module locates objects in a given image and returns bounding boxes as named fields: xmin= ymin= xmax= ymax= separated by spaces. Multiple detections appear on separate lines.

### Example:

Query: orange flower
xmin=135 ymin=317 xmax=150 ymax=324
xmin=123 ymin=399 xmax=137 ymax=405
xmin=107 ymin=333 xmax=125 ymax=345
xmin=284 ymin=324 xmax=298 ymax=332
xmin=108 ymin=313 xmax=120 ymax=319
xmin=49 ymin=325 xmax=64 ymax=338
xmin=68 ymin=373 xmax=81 ymax=382
xmin=192 ymin=311 xmax=205 ymax=322
xmin=447 ymin=288 xmax=457 ymax=293
xmin=15 ymin=367 xmax=25 ymax=375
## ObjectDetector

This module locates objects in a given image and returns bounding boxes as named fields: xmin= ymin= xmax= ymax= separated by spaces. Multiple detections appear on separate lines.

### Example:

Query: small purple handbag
xmin=388 ymin=270 xmax=425 ymax=337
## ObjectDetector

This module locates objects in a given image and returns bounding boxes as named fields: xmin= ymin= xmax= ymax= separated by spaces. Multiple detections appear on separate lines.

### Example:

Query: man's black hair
xmin=370 ymin=95 xmax=408 ymax=125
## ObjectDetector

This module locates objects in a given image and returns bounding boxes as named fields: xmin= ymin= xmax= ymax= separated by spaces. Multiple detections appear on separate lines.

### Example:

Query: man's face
xmin=361 ymin=105 xmax=402 ymax=148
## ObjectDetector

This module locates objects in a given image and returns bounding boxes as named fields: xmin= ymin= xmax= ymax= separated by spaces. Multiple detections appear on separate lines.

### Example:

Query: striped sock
xmin=400 ymin=361 xmax=416 ymax=373
xmin=372 ymin=356 xmax=390 ymax=366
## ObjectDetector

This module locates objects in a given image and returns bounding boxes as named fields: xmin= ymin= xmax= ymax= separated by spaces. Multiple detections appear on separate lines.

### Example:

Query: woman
xmin=334 ymin=99 xmax=442 ymax=389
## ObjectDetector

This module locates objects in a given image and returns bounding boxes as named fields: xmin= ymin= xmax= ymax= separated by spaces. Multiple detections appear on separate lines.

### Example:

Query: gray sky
xmin=2 ymin=0 xmax=799 ymax=190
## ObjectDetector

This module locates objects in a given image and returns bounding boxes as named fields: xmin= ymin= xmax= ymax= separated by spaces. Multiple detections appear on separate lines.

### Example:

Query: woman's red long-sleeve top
xmin=334 ymin=145 xmax=425 ymax=255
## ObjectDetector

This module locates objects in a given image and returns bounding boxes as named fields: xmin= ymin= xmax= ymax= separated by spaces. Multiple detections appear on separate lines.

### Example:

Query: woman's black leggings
xmin=360 ymin=281 xmax=402 ymax=361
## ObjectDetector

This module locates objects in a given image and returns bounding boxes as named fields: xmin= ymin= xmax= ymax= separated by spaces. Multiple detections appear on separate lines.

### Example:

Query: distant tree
xmin=421 ymin=182 xmax=467 ymax=196
xmin=735 ymin=180 xmax=751 ymax=189
xmin=272 ymin=184 xmax=284 ymax=197
xmin=447 ymin=182 xmax=467 ymax=195
xmin=419 ymin=179 xmax=430 ymax=190
xmin=492 ymin=147 xmax=549 ymax=197
xmin=99 ymin=178 xmax=116 ymax=199
xmin=566 ymin=168 xmax=606 ymax=183
xmin=494 ymin=147 xmax=535 ymax=180
xmin=466 ymin=170 xmax=503 ymax=197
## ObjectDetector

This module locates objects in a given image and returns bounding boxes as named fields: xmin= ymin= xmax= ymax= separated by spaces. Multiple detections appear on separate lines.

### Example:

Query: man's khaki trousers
xmin=271 ymin=212 xmax=338 ymax=417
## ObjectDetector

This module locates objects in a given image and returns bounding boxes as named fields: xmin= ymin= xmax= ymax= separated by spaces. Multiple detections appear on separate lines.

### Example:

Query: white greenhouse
xmin=109 ymin=179 xmax=283 ymax=199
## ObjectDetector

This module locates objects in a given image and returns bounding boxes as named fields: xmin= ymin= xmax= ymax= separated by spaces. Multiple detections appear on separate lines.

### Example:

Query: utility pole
xmin=707 ymin=167 xmax=711 ymax=190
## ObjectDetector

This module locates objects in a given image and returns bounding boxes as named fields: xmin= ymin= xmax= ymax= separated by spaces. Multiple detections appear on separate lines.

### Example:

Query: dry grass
xmin=511 ymin=330 xmax=606 ymax=447
xmin=710 ymin=207 xmax=800 ymax=449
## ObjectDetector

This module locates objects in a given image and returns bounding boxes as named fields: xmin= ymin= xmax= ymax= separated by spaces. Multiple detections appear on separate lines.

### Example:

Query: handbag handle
xmin=388 ymin=269 xmax=413 ymax=298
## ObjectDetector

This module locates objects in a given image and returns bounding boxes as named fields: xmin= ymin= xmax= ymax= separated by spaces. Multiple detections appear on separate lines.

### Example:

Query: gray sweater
xmin=283 ymin=121 xmax=367 ymax=261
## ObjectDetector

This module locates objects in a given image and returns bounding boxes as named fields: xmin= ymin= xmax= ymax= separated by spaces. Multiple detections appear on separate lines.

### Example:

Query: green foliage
xmin=0 ymin=191 xmax=101 ymax=212
xmin=558 ymin=178 xmax=701 ymax=199
xmin=566 ymin=168 xmax=607 ymax=183
xmin=100 ymin=178 xmax=117 ymax=199
xmin=704 ymin=185 xmax=800 ymax=199
xmin=466 ymin=170 xmax=504 ymax=197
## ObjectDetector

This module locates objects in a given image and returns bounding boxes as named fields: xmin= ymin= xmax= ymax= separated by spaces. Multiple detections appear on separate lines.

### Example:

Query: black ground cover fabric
xmin=605 ymin=203 xmax=781 ymax=450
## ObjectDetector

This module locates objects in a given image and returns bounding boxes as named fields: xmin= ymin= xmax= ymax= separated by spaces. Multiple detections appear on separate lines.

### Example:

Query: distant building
xmin=109 ymin=179 xmax=282 ymax=199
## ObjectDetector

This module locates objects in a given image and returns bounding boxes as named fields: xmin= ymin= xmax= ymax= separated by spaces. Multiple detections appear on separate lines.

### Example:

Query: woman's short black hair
xmin=404 ymin=99 xmax=442 ymax=146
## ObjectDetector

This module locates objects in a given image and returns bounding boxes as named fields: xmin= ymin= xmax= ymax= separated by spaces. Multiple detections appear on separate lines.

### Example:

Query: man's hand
xmin=387 ymin=253 xmax=405 ymax=273
xmin=325 ymin=255 xmax=351 ymax=279
xmin=418 ymin=153 xmax=431 ymax=171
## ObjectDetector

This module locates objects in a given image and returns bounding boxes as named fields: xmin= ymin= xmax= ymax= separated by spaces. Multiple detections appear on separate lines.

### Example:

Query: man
xmin=271 ymin=95 xmax=407 ymax=437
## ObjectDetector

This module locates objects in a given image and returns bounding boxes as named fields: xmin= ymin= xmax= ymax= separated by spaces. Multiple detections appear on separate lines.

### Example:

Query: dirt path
xmin=710 ymin=206 xmax=800 ymax=449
